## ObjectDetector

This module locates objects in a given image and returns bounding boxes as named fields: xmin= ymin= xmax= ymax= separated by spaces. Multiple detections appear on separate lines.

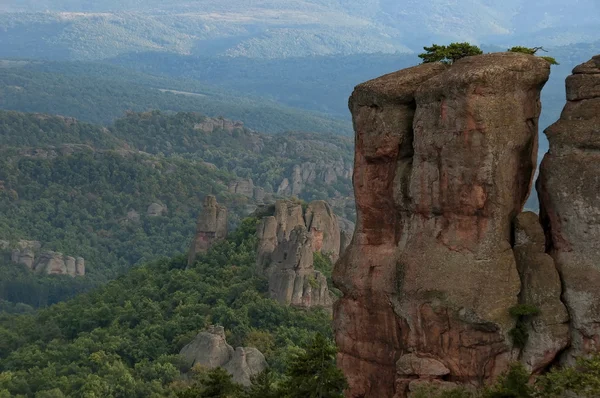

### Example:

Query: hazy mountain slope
xmin=0 ymin=59 xmax=352 ymax=134
xmin=1 ymin=1 xmax=598 ymax=59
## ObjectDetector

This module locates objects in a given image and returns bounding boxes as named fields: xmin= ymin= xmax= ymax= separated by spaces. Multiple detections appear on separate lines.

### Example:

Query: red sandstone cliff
xmin=333 ymin=53 xmax=552 ymax=397
xmin=537 ymin=55 xmax=600 ymax=363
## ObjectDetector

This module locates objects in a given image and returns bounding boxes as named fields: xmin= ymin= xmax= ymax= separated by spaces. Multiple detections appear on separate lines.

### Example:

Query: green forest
xmin=0 ymin=218 xmax=344 ymax=397
xmin=0 ymin=110 xmax=353 ymax=310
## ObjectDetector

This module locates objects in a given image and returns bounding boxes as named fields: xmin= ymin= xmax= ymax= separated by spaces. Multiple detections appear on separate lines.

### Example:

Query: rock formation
xmin=276 ymin=160 xmax=352 ymax=197
xmin=537 ymin=55 xmax=600 ymax=363
xmin=179 ymin=325 xmax=267 ymax=386
xmin=147 ymin=202 xmax=168 ymax=217
xmin=228 ymin=179 xmax=269 ymax=203
xmin=512 ymin=212 xmax=569 ymax=373
xmin=333 ymin=53 xmax=551 ymax=397
xmin=7 ymin=245 xmax=85 ymax=277
xmin=256 ymin=199 xmax=349 ymax=308
xmin=188 ymin=195 xmax=228 ymax=266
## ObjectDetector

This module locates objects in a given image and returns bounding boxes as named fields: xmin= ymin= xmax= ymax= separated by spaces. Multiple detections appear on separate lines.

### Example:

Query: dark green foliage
xmin=509 ymin=304 xmax=540 ymax=349
xmin=178 ymin=368 xmax=243 ymax=398
xmin=0 ymin=110 xmax=353 ymax=308
xmin=243 ymin=369 xmax=279 ymax=398
xmin=280 ymin=333 xmax=348 ymax=398
xmin=483 ymin=363 xmax=534 ymax=398
xmin=509 ymin=304 xmax=540 ymax=318
xmin=535 ymin=355 xmax=600 ymax=397
xmin=0 ymin=219 xmax=333 ymax=396
xmin=507 ymin=47 xmax=559 ymax=65
xmin=419 ymin=42 xmax=483 ymax=64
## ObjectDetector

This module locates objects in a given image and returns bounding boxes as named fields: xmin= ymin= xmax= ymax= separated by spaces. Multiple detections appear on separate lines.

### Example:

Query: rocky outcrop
xmin=179 ymin=325 xmax=267 ymax=386
xmin=147 ymin=202 xmax=168 ymax=217
xmin=513 ymin=212 xmax=569 ymax=373
xmin=194 ymin=117 xmax=244 ymax=133
xmin=276 ymin=160 xmax=352 ymax=197
xmin=537 ymin=55 xmax=600 ymax=363
xmin=228 ymin=179 xmax=270 ymax=203
xmin=333 ymin=53 xmax=551 ymax=397
xmin=8 ymin=246 xmax=85 ymax=277
xmin=188 ymin=195 xmax=228 ymax=265
xmin=256 ymin=199 xmax=347 ymax=308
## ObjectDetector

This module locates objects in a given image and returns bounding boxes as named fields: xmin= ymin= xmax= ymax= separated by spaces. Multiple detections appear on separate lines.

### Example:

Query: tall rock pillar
xmin=188 ymin=195 xmax=228 ymax=265
xmin=334 ymin=53 xmax=551 ymax=397
xmin=537 ymin=55 xmax=600 ymax=362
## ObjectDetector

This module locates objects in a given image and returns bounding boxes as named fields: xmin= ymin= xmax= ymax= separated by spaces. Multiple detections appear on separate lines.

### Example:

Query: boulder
xmin=179 ymin=325 xmax=267 ymax=387
xmin=147 ymin=203 xmax=168 ymax=217
xmin=334 ymin=53 xmax=550 ymax=397
xmin=537 ymin=55 xmax=600 ymax=363
xmin=180 ymin=326 xmax=234 ymax=369
xmin=188 ymin=195 xmax=228 ymax=266
xmin=223 ymin=347 xmax=268 ymax=386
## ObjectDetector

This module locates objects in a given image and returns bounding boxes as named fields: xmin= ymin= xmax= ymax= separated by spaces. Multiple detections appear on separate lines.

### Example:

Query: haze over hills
xmin=1 ymin=0 xmax=599 ymax=60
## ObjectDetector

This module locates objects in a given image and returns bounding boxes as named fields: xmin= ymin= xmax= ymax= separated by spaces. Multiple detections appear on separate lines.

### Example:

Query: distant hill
xmin=0 ymin=110 xmax=354 ymax=308
xmin=0 ymin=59 xmax=352 ymax=134
xmin=0 ymin=1 xmax=598 ymax=60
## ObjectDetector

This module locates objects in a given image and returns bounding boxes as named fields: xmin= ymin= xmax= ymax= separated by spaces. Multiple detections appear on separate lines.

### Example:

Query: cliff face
xmin=256 ymin=199 xmax=352 ymax=309
xmin=537 ymin=55 xmax=600 ymax=363
xmin=333 ymin=53 xmax=551 ymax=397
xmin=187 ymin=195 xmax=228 ymax=266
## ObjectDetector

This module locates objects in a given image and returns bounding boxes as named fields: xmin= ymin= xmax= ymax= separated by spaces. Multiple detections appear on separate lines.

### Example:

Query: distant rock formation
xmin=194 ymin=117 xmax=245 ymax=133
xmin=333 ymin=53 xmax=551 ymax=397
xmin=276 ymin=161 xmax=352 ymax=197
xmin=7 ymin=243 xmax=85 ymax=277
xmin=537 ymin=55 xmax=600 ymax=363
xmin=228 ymin=178 xmax=270 ymax=203
xmin=256 ymin=199 xmax=352 ymax=309
xmin=147 ymin=202 xmax=168 ymax=217
xmin=188 ymin=195 xmax=228 ymax=266
xmin=179 ymin=325 xmax=267 ymax=386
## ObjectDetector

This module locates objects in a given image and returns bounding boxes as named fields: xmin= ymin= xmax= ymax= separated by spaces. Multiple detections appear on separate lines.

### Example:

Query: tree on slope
xmin=280 ymin=333 xmax=347 ymax=398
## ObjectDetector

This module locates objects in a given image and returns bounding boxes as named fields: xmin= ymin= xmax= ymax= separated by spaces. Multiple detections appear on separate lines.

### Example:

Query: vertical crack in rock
xmin=536 ymin=54 xmax=600 ymax=364
xmin=334 ymin=53 xmax=551 ymax=398
xmin=512 ymin=212 xmax=569 ymax=374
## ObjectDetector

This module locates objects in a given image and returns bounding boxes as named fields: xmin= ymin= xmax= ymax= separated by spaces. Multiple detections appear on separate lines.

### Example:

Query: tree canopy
xmin=418 ymin=42 xmax=483 ymax=64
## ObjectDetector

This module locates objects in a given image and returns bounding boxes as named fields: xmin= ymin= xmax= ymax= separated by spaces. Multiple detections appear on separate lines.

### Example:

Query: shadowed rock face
xmin=256 ymin=199 xmax=351 ymax=309
xmin=537 ymin=55 xmax=600 ymax=363
xmin=334 ymin=53 xmax=550 ymax=397
xmin=513 ymin=212 xmax=569 ymax=373
xmin=188 ymin=195 xmax=228 ymax=266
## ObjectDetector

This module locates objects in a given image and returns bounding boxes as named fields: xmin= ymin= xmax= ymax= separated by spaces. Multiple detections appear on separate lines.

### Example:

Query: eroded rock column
xmin=334 ymin=53 xmax=551 ymax=397
xmin=537 ymin=55 xmax=600 ymax=362
xmin=188 ymin=195 xmax=228 ymax=265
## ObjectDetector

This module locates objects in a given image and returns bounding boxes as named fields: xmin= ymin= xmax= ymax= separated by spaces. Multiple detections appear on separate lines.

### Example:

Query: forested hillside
xmin=0 ymin=218 xmax=337 ymax=396
xmin=0 ymin=110 xmax=353 ymax=310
